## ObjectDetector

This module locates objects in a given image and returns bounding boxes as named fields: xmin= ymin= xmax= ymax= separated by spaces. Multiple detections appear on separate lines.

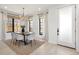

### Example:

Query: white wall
xmin=0 ymin=12 xmax=3 ymax=40
xmin=48 ymin=8 xmax=58 ymax=44
xmin=76 ymin=5 xmax=79 ymax=52
xmin=32 ymin=15 xmax=39 ymax=38
xmin=4 ymin=13 xmax=12 ymax=40
xmin=2 ymin=13 xmax=7 ymax=40
xmin=44 ymin=14 xmax=49 ymax=40
xmin=32 ymin=14 xmax=48 ymax=40
xmin=0 ymin=12 xmax=7 ymax=40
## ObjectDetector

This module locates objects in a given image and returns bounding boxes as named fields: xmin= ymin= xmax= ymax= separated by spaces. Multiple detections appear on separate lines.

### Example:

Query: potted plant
xmin=21 ymin=25 xmax=25 ymax=33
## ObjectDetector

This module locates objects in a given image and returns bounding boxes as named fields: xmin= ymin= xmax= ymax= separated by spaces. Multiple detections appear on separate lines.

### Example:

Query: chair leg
xmin=15 ymin=40 xmax=19 ymax=47
xmin=34 ymin=39 xmax=36 ymax=45
xmin=14 ymin=39 xmax=17 ymax=45
xmin=12 ymin=39 xmax=16 ymax=45
xmin=10 ymin=39 xmax=14 ymax=46
xmin=10 ymin=40 xmax=12 ymax=46
xmin=31 ymin=40 xmax=32 ymax=47
xmin=18 ymin=41 xmax=20 ymax=47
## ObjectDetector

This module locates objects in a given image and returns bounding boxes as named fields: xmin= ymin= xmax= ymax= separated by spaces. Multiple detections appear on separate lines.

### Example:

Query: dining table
xmin=15 ymin=32 xmax=33 ymax=45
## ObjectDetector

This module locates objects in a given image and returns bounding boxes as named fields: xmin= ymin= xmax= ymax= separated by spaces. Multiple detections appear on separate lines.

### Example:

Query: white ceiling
xmin=0 ymin=4 xmax=60 ymax=16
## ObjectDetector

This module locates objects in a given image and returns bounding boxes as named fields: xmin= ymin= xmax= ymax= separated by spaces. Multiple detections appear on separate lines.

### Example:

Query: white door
xmin=58 ymin=5 xmax=76 ymax=48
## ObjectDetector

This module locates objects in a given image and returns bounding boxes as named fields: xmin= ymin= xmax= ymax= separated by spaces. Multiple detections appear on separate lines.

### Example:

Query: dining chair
xmin=16 ymin=34 xmax=24 ymax=47
xmin=27 ymin=32 xmax=36 ymax=47
xmin=11 ymin=32 xmax=17 ymax=46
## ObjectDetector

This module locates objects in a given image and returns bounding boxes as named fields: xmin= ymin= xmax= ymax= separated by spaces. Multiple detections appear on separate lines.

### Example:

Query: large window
xmin=14 ymin=19 xmax=21 ymax=33
xmin=7 ymin=16 xmax=13 ymax=32
xmin=7 ymin=15 xmax=21 ymax=32
xmin=39 ymin=15 xmax=45 ymax=35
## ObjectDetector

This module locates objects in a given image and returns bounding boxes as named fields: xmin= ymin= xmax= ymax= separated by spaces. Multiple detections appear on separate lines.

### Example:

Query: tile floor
xmin=0 ymin=41 xmax=16 ymax=55
xmin=31 ymin=42 xmax=79 ymax=55
xmin=0 ymin=40 xmax=79 ymax=55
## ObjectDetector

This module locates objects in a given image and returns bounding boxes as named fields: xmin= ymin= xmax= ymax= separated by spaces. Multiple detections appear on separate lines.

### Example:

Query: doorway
xmin=58 ymin=5 xmax=76 ymax=48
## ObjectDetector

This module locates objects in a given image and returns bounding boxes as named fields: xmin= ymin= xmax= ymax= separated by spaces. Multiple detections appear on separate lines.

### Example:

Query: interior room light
xmin=38 ymin=8 xmax=41 ymax=11
xmin=18 ymin=10 xmax=21 ymax=12
xmin=4 ymin=6 xmax=7 ymax=9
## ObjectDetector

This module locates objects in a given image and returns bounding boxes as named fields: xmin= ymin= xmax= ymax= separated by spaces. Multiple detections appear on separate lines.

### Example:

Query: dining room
xmin=0 ymin=4 xmax=49 ymax=55
xmin=1 ymin=4 xmax=79 ymax=55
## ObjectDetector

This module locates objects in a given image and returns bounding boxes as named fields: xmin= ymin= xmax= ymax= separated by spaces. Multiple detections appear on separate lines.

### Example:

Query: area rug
xmin=3 ymin=40 xmax=44 ymax=55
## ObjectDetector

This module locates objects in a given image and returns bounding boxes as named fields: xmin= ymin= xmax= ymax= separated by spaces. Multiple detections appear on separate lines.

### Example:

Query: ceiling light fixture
xmin=38 ymin=8 xmax=41 ymax=11
xmin=20 ymin=8 xmax=25 ymax=26
xmin=21 ymin=8 xmax=25 ymax=20
xmin=14 ymin=11 xmax=17 ymax=12
xmin=18 ymin=10 xmax=21 ymax=12
xmin=4 ymin=6 xmax=7 ymax=9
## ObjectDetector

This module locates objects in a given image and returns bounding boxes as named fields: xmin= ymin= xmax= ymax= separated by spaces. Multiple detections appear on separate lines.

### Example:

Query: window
xmin=14 ymin=19 xmax=21 ymax=33
xmin=7 ymin=16 xmax=13 ymax=32
xmin=39 ymin=16 xmax=45 ymax=35
xmin=29 ymin=19 xmax=33 ymax=32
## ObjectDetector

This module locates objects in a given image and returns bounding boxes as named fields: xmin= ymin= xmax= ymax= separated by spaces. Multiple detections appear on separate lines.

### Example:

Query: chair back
xmin=16 ymin=34 xmax=23 ymax=40
xmin=28 ymin=32 xmax=35 ymax=40
xmin=11 ymin=32 xmax=16 ymax=40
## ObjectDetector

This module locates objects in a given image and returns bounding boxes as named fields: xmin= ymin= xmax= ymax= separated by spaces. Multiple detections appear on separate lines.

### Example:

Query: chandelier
xmin=20 ymin=8 xmax=25 ymax=26
xmin=19 ymin=8 xmax=25 ymax=19
xmin=22 ymin=8 xmax=25 ymax=20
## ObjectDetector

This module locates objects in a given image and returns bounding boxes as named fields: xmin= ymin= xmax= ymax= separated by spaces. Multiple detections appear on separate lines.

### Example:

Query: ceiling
xmin=0 ymin=4 xmax=60 ymax=16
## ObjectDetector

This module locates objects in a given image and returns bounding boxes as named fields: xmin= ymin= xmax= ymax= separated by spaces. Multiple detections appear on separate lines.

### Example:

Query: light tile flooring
xmin=31 ymin=42 xmax=79 ymax=55
xmin=0 ymin=40 xmax=79 ymax=55
xmin=0 ymin=40 xmax=16 ymax=55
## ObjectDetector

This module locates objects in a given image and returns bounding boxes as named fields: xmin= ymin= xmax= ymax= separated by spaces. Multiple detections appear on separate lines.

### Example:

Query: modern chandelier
xmin=20 ymin=8 xmax=25 ymax=26
xmin=22 ymin=8 xmax=25 ymax=20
